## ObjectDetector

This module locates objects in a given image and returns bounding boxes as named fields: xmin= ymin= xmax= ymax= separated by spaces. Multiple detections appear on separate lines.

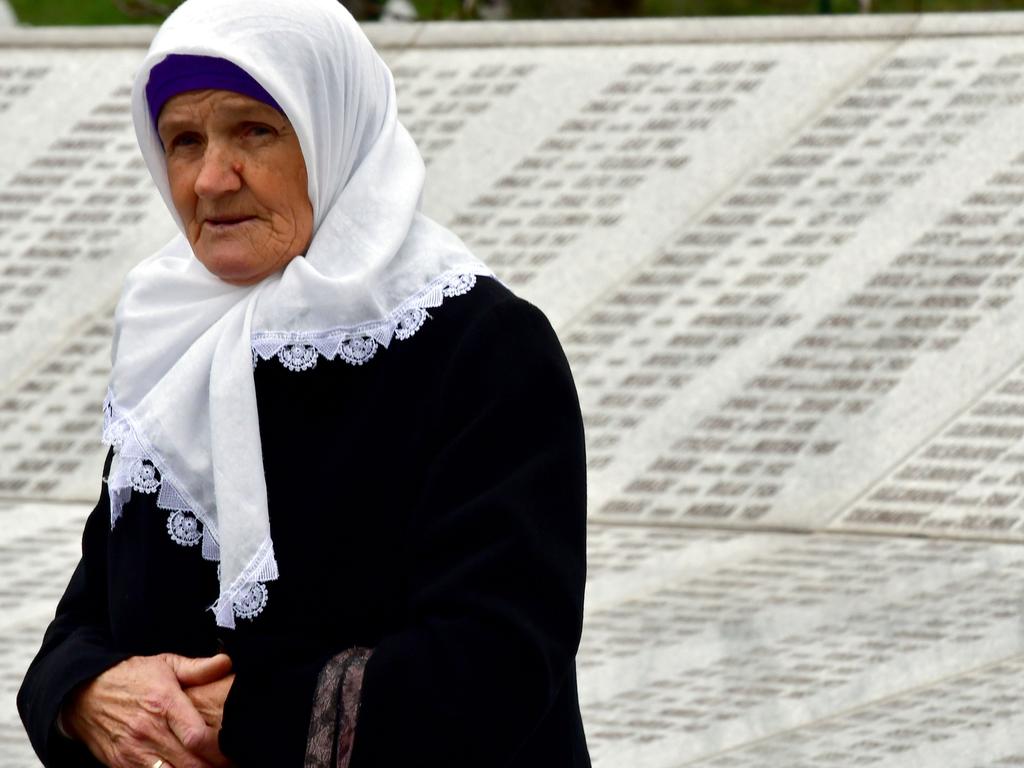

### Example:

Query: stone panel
xmin=3 ymin=16 xmax=1024 ymax=768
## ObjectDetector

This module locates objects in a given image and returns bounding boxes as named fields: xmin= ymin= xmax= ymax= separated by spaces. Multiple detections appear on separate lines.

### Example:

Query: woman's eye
xmin=169 ymin=132 xmax=201 ymax=149
xmin=244 ymin=124 xmax=275 ymax=138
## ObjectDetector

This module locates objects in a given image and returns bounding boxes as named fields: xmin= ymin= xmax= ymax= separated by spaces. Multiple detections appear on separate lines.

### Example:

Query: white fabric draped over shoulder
xmin=109 ymin=0 xmax=492 ymax=627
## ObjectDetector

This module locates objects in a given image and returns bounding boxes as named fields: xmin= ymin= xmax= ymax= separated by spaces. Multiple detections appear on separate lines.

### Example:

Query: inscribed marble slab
xmin=580 ymin=525 xmax=1024 ymax=767
xmin=0 ymin=501 xmax=91 ymax=768
xmin=3 ymin=15 xmax=1024 ymax=768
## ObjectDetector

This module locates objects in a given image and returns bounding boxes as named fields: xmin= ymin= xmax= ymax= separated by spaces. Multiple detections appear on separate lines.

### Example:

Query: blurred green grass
xmin=9 ymin=0 xmax=1024 ymax=24
xmin=427 ymin=0 xmax=1024 ymax=16
xmin=9 ymin=0 xmax=168 ymax=25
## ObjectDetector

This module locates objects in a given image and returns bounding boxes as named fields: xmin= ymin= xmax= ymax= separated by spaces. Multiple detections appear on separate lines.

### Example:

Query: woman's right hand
xmin=63 ymin=653 xmax=233 ymax=768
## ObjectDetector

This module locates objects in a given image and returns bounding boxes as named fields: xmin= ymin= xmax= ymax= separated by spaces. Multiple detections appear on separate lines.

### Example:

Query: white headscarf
xmin=104 ymin=0 xmax=492 ymax=628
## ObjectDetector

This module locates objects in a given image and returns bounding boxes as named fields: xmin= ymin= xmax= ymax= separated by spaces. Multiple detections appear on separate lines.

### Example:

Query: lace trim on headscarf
xmin=252 ymin=269 xmax=486 ymax=371
xmin=101 ymin=270 xmax=483 ymax=625
xmin=102 ymin=393 xmax=257 ymax=613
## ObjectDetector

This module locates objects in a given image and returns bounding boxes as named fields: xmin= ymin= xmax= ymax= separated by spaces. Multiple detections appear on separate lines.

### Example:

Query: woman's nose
xmin=194 ymin=143 xmax=243 ymax=198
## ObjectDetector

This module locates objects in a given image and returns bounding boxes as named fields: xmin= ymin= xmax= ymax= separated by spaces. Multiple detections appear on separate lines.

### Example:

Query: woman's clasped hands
xmin=63 ymin=653 xmax=235 ymax=768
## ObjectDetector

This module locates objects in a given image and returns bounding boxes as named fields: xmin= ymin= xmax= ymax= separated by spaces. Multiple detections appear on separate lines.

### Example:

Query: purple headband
xmin=146 ymin=54 xmax=283 ymax=127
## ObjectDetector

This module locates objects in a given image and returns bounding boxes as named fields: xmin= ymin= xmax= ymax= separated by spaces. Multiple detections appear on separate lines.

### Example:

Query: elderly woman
xmin=17 ymin=0 xmax=590 ymax=766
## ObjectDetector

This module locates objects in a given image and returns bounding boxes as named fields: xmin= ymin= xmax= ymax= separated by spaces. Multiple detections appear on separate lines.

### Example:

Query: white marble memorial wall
xmin=2 ymin=15 xmax=1023 ymax=767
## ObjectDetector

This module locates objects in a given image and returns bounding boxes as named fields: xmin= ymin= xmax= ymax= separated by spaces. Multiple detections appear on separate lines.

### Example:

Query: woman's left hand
xmin=184 ymin=674 xmax=235 ymax=734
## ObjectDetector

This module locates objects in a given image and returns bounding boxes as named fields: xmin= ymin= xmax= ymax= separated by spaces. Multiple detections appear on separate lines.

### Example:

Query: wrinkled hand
xmin=64 ymin=653 xmax=233 ymax=768
xmin=184 ymin=673 xmax=234 ymax=733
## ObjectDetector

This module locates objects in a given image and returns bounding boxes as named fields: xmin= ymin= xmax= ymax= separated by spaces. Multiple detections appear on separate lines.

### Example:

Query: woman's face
xmin=157 ymin=89 xmax=313 ymax=286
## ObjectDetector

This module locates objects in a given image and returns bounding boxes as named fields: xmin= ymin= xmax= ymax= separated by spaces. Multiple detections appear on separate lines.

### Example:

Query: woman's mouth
xmin=204 ymin=216 xmax=255 ymax=230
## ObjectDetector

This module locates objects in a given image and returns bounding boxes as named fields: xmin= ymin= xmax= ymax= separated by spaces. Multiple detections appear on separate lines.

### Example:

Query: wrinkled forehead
xmin=156 ymin=90 xmax=289 ymax=134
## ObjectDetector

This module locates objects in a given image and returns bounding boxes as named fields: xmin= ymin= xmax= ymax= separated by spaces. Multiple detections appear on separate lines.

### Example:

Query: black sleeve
xmin=349 ymin=297 xmax=588 ymax=767
xmin=17 ymin=449 xmax=132 ymax=767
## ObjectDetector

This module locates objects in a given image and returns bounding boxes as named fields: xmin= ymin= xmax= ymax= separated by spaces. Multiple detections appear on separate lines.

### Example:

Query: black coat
xmin=18 ymin=277 xmax=592 ymax=767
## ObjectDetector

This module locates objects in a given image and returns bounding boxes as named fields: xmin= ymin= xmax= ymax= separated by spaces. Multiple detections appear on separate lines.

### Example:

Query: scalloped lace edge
xmin=101 ymin=269 xmax=487 ymax=625
xmin=102 ymin=394 xmax=268 ymax=628
xmin=252 ymin=269 xmax=490 ymax=371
